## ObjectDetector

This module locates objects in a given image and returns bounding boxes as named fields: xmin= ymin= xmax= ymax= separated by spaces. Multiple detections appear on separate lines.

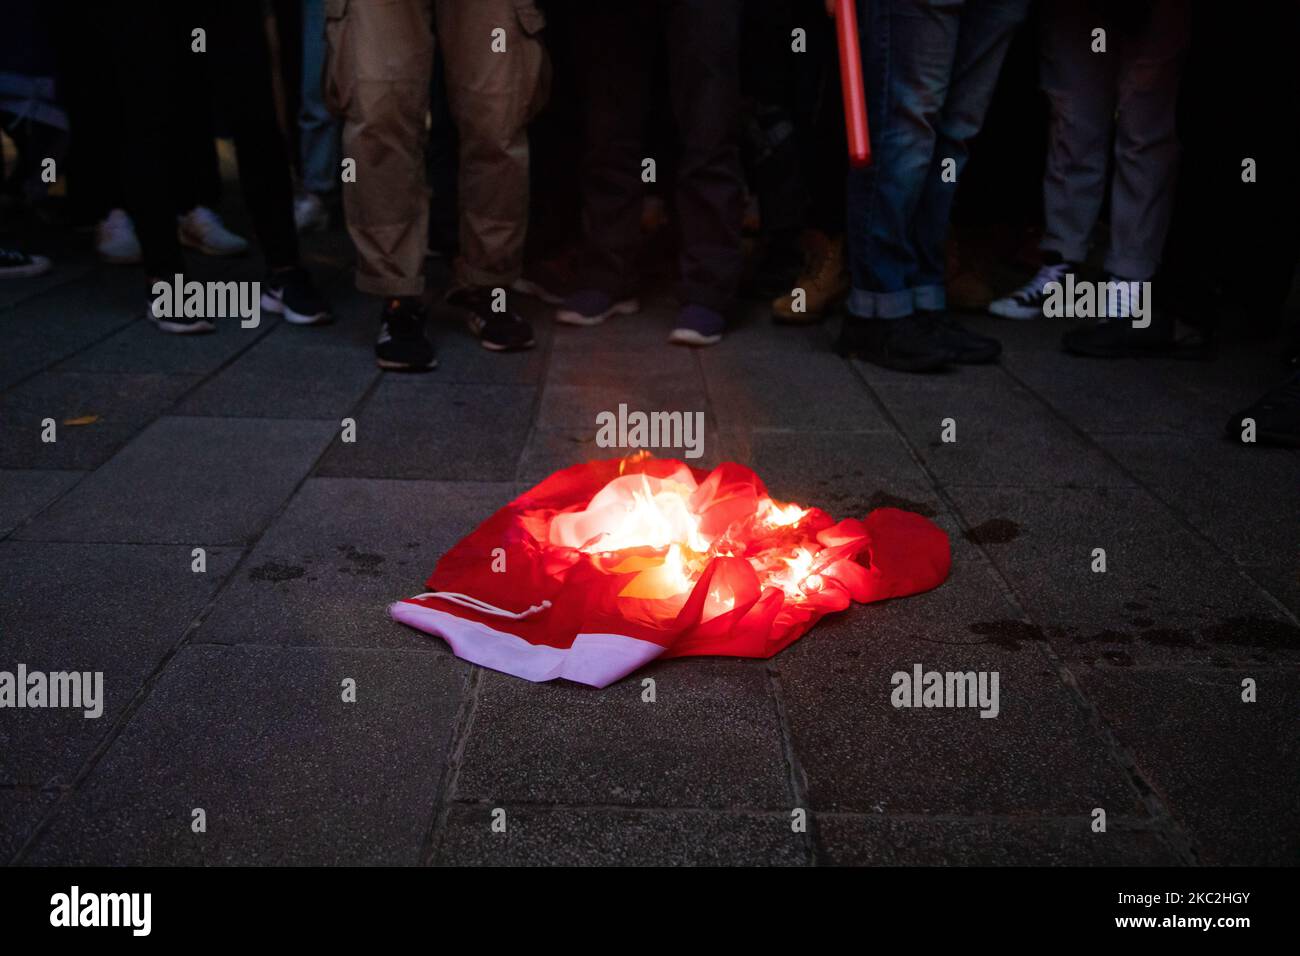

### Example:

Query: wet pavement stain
xmin=248 ymin=561 xmax=305 ymax=583
xmin=968 ymin=619 xmax=1046 ymax=650
xmin=963 ymin=518 xmax=1021 ymax=545
xmin=1204 ymin=615 xmax=1300 ymax=649
xmin=337 ymin=544 xmax=385 ymax=576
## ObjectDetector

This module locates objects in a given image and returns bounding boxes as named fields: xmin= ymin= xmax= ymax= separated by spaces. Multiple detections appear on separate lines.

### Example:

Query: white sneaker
xmin=95 ymin=208 xmax=142 ymax=265
xmin=293 ymin=192 xmax=329 ymax=234
xmin=178 ymin=206 xmax=250 ymax=257
xmin=988 ymin=261 xmax=1073 ymax=320
xmin=0 ymin=248 xmax=52 ymax=279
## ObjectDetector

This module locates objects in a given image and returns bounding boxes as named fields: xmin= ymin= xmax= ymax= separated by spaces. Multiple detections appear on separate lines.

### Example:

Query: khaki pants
xmin=324 ymin=0 xmax=549 ymax=297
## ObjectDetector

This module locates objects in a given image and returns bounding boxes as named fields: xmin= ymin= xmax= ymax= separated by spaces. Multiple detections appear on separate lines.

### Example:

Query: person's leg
xmin=431 ymin=0 xmax=547 ymax=351
xmin=202 ymin=0 xmax=300 ymax=271
xmin=103 ymin=3 xmax=185 ymax=283
xmin=845 ymin=0 xmax=961 ymax=320
xmin=909 ymin=0 xmax=1029 ymax=310
xmin=325 ymin=0 xmax=436 ymax=369
xmin=324 ymin=0 xmax=432 ymax=299
xmin=839 ymin=0 xmax=962 ymax=370
xmin=1037 ymin=0 xmax=1116 ymax=269
xmin=433 ymin=0 xmax=547 ymax=289
xmin=564 ymin=1 xmax=656 ymax=319
xmin=299 ymin=0 xmax=341 ymax=199
xmin=1105 ymin=0 xmax=1189 ymax=281
xmin=664 ymin=0 xmax=745 ymax=344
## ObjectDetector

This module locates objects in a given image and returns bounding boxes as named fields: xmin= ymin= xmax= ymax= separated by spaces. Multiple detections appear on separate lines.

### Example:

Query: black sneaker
xmin=446 ymin=285 xmax=536 ymax=352
xmin=261 ymin=267 xmax=331 ymax=325
xmin=1061 ymin=315 xmax=1211 ymax=359
xmin=918 ymin=311 xmax=1002 ymax=364
xmin=836 ymin=314 xmax=954 ymax=372
xmin=148 ymin=284 xmax=214 ymax=334
xmin=376 ymin=297 xmax=437 ymax=371
xmin=1226 ymin=372 xmax=1300 ymax=447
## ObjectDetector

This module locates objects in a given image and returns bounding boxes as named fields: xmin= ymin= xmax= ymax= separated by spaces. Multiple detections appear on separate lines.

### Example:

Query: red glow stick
xmin=834 ymin=0 xmax=872 ymax=167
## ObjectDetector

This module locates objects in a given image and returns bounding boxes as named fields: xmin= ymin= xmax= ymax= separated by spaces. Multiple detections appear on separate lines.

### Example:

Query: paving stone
xmin=735 ymin=429 xmax=941 ymax=523
xmin=17 ymin=416 xmax=335 ymax=544
xmin=946 ymin=485 xmax=1300 ymax=666
xmin=435 ymin=805 xmax=806 ymax=866
xmin=777 ymin=560 xmax=1142 ymax=816
xmin=0 ymin=469 xmax=81 ymax=536
xmin=866 ymin=375 xmax=1133 ymax=488
xmin=1002 ymin=350 xmax=1234 ymax=438
xmin=0 ymin=270 xmax=139 ymax=388
xmin=456 ymin=659 xmax=791 ymax=810
xmin=197 ymin=477 xmax=516 ymax=650
xmin=538 ymin=381 xmax=710 ymax=433
xmin=703 ymin=349 xmax=891 ymax=431
xmin=1096 ymin=434 xmax=1300 ymax=566
xmin=1075 ymin=666 xmax=1300 ymax=866
xmin=548 ymin=346 xmax=701 ymax=391
xmin=517 ymin=426 xmax=724 ymax=483
xmin=315 ymin=380 xmax=534 ymax=481
xmin=175 ymin=326 xmax=379 ymax=419
xmin=0 ymin=542 xmax=239 ymax=787
xmin=56 ymin=315 xmax=275 ymax=376
xmin=0 ymin=789 xmax=57 ymax=864
xmin=0 ymin=371 xmax=199 ymax=470
xmin=815 ymin=817 xmax=1181 ymax=865
xmin=25 ymin=645 xmax=465 ymax=865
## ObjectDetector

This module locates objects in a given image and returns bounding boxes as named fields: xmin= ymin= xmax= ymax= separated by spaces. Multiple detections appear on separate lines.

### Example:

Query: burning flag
xmin=390 ymin=456 xmax=949 ymax=687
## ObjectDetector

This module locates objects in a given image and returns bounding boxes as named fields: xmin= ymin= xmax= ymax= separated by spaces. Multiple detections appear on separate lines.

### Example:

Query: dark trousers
xmin=741 ymin=0 xmax=845 ymax=246
xmin=576 ymin=0 xmax=744 ymax=312
xmin=84 ymin=0 xmax=298 ymax=277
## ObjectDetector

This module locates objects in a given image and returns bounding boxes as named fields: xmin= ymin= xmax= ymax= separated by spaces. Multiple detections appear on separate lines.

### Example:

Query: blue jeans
xmin=299 ymin=0 xmax=340 ymax=196
xmin=846 ymin=0 xmax=1029 ymax=318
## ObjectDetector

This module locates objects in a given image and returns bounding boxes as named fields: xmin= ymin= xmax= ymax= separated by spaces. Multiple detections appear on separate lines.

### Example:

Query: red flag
xmin=391 ymin=457 xmax=949 ymax=687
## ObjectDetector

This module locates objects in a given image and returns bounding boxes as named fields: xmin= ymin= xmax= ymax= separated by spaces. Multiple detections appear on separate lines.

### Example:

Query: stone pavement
xmin=1 ymin=224 xmax=1297 ymax=867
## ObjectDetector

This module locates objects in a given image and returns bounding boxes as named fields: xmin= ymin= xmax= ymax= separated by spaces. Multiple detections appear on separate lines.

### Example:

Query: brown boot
xmin=772 ymin=231 xmax=848 ymax=324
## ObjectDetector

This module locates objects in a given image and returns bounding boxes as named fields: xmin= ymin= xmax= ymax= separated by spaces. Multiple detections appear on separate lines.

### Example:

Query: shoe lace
xmin=1016 ymin=262 xmax=1070 ymax=299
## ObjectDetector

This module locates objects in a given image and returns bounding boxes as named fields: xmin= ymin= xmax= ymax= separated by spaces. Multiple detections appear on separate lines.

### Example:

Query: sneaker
xmin=293 ymin=192 xmax=330 ymax=234
xmin=149 ymin=290 xmax=214 ymax=334
xmin=836 ymin=314 xmax=954 ymax=372
xmin=772 ymin=231 xmax=848 ymax=324
xmin=917 ymin=311 xmax=1001 ymax=364
xmin=988 ymin=260 xmax=1074 ymax=320
xmin=555 ymin=289 xmax=640 ymax=327
xmin=668 ymin=303 xmax=725 ymax=346
xmin=95 ymin=208 xmax=142 ymax=264
xmin=178 ymin=206 xmax=250 ymax=257
xmin=0 ymin=247 xmax=52 ymax=279
xmin=512 ymin=251 xmax=579 ymax=306
xmin=1061 ymin=308 xmax=1210 ymax=360
xmin=261 ymin=267 xmax=331 ymax=325
xmin=446 ymin=285 xmax=536 ymax=352
xmin=376 ymin=297 xmax=437 ymax=371
xmin=1226 ymin=372 xmax=1300 ymax=447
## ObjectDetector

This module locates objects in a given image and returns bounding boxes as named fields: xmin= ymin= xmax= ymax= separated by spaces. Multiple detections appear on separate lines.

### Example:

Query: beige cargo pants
xmin=324 ymin=0 xmax=549 ymax=297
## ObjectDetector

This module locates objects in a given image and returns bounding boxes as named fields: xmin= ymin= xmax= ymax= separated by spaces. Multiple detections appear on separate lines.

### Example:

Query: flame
xmin=759 ymin=499 xmax=809 ymax=528
xmin=552 ymin=467 xmax=827 ymax=606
